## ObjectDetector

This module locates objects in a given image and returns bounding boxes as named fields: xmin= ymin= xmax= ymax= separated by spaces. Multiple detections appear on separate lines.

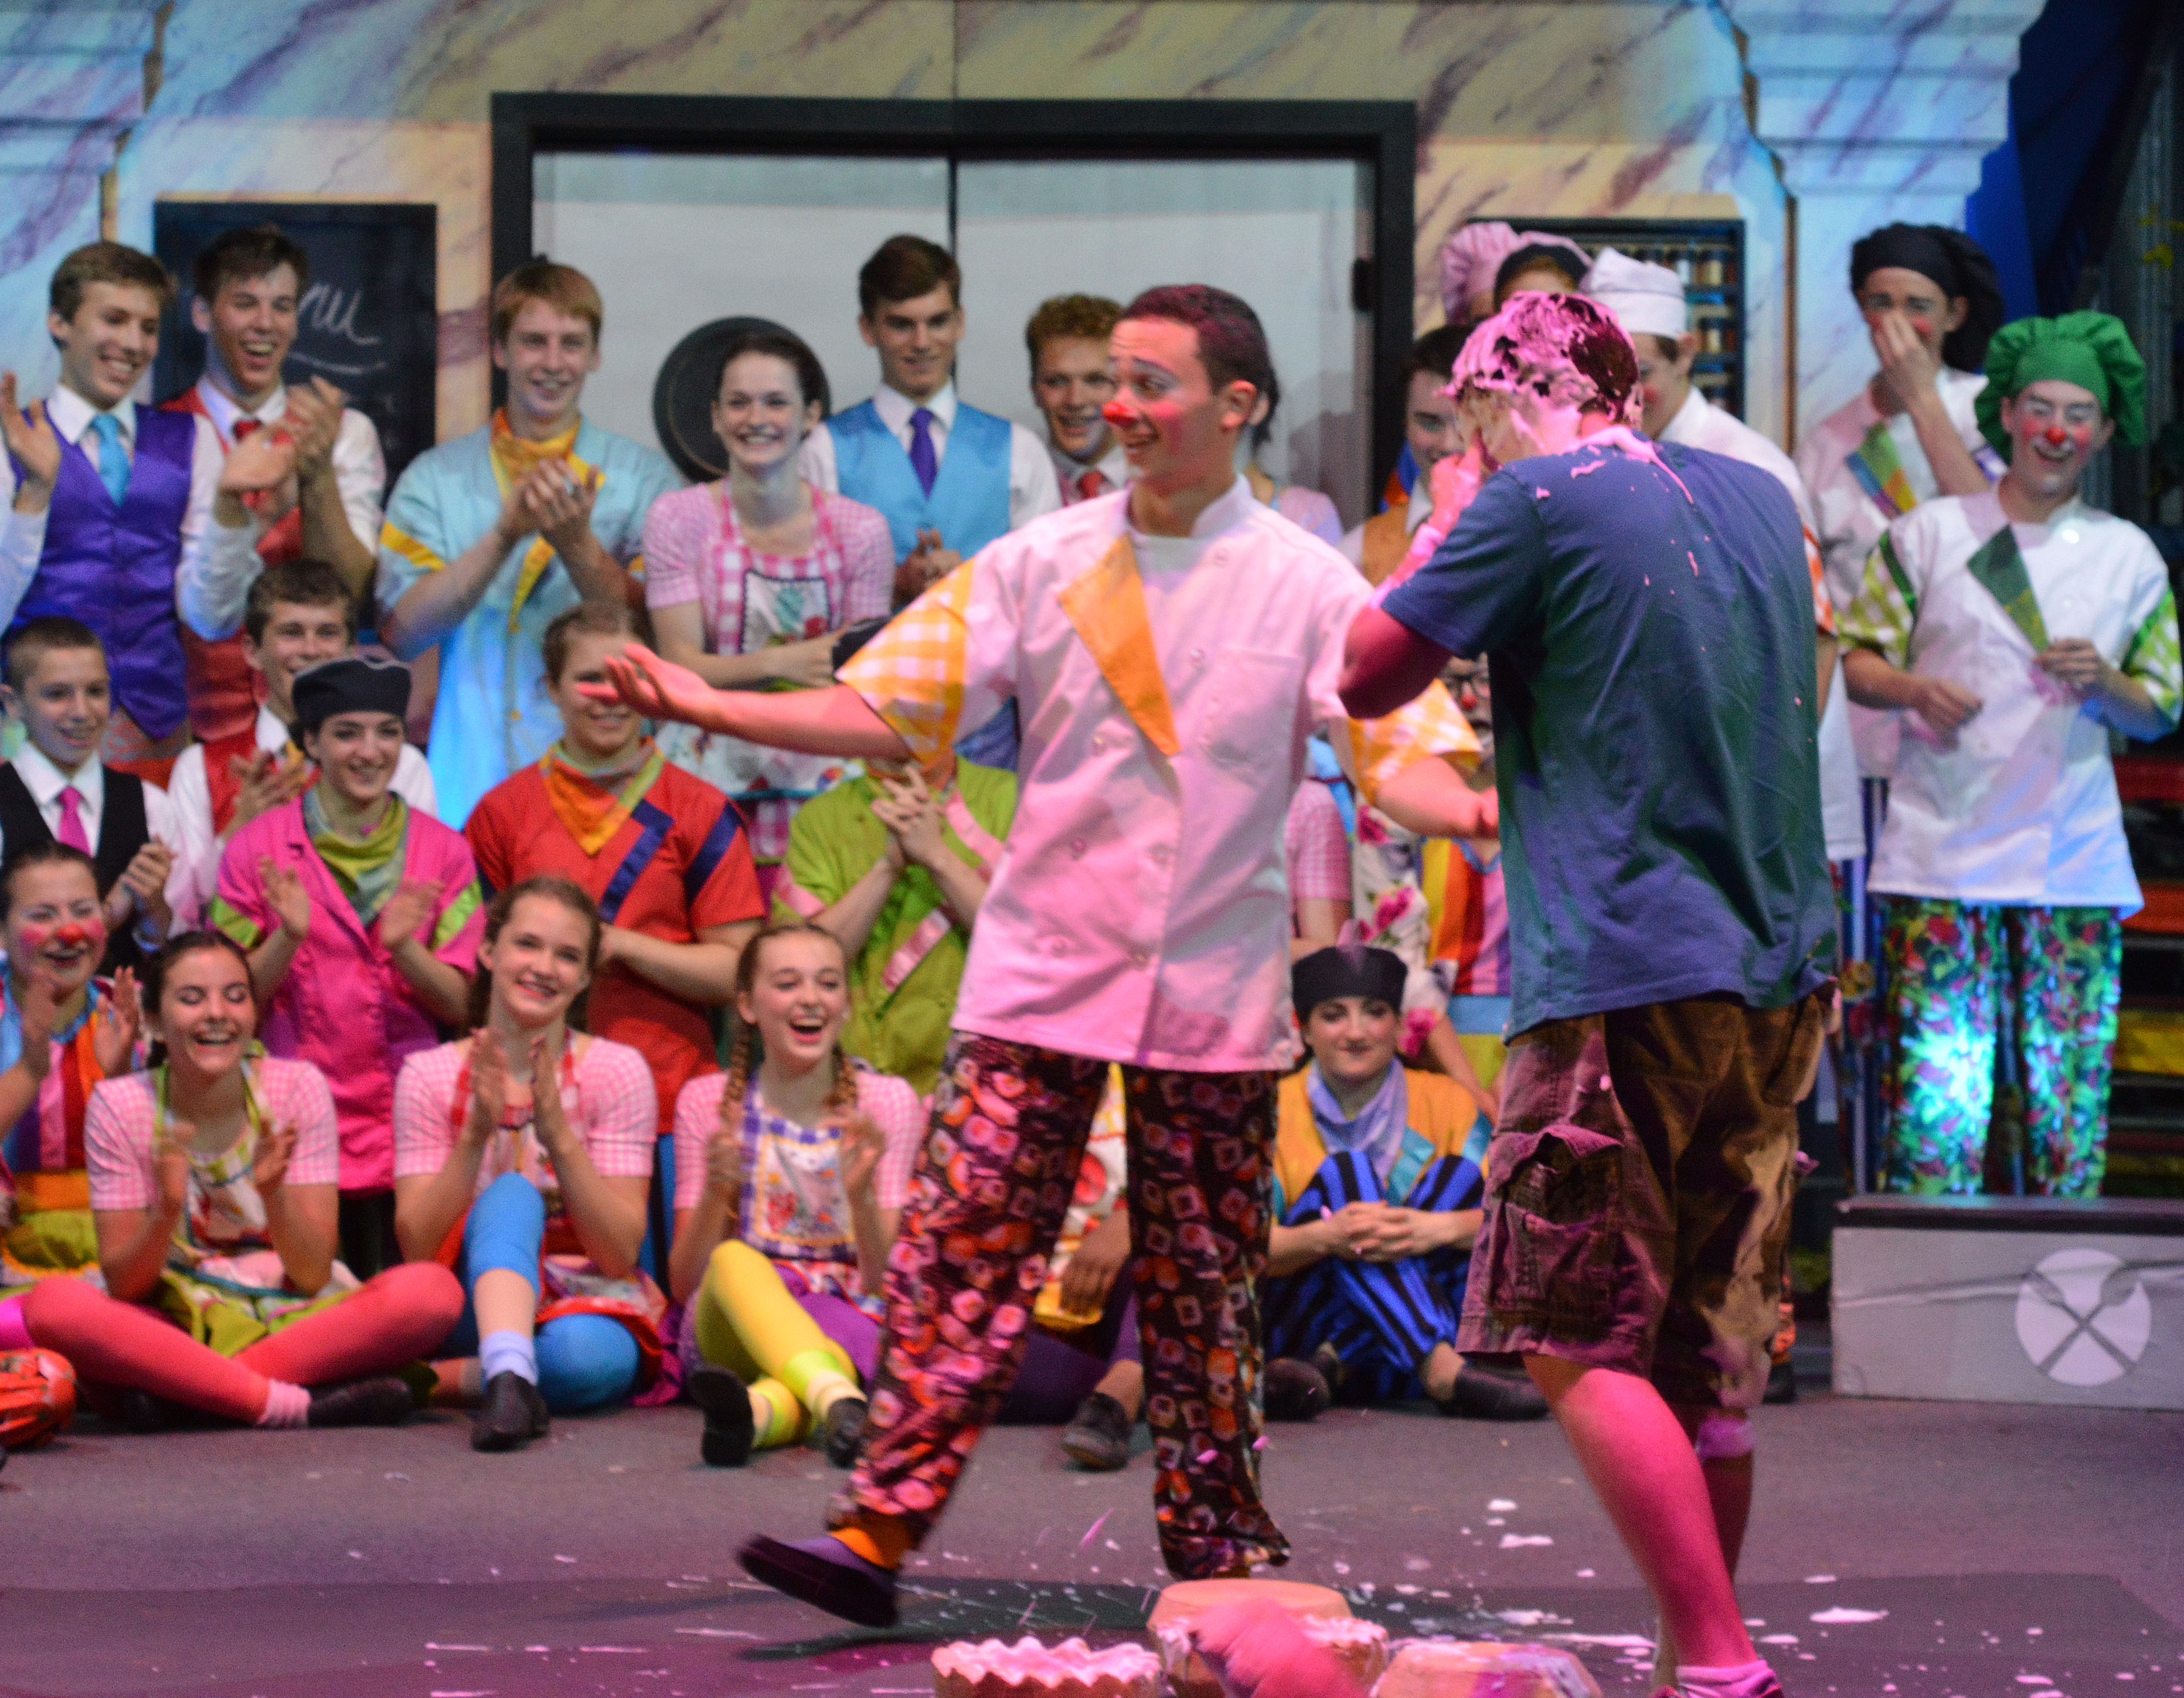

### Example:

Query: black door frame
xmin=490 ymin=93 xmax=1417 ymax=494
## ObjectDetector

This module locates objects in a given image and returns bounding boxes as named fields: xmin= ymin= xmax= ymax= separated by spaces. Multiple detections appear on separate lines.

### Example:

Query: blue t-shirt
xmin=1382 ymin=436 xmax=1835 ymax=1036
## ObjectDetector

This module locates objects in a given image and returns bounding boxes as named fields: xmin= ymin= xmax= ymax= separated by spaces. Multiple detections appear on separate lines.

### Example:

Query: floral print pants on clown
xmin=831 ymin=1033 xmax=1288 ymax=1580
xmin=1880 ymin=897 xmax=2121 ymax=1197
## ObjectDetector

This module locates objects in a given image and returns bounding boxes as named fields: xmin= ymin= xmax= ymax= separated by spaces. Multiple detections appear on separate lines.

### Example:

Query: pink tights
xmin=23 ymin=1264 xmax=464 ymax=1424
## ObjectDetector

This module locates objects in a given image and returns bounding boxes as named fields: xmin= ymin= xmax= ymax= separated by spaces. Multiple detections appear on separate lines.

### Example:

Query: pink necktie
xmin=56 ymin=785 xmax=91 ymax=853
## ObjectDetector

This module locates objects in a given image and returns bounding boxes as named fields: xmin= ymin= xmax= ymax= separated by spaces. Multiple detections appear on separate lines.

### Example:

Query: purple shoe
xmin=738 ymin=1533 xmax=898 ymax=1628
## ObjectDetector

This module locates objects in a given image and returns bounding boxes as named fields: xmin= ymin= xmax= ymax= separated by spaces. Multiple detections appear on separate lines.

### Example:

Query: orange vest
xmin=1355 ymin=502 xmax=1411 ymax=587
xmin=1273 ymin=1064 xmax=1479 ymax=1210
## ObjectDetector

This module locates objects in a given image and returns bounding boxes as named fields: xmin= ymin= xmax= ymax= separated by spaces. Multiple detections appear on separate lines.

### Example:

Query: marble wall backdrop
xmin=0 ymin=0 xmax=2031 ymax=452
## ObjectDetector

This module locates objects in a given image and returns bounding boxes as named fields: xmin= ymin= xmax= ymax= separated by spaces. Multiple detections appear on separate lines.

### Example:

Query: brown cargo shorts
xmin=1456 ymin=990 xmax=1829 ymax=1411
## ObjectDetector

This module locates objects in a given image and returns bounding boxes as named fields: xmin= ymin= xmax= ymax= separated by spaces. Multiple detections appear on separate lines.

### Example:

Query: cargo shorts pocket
xmin=1760 ymin=991 xmax=1832 ymax=1108
xmin=1479 ymin=1122 xmax=1627 ymax=1333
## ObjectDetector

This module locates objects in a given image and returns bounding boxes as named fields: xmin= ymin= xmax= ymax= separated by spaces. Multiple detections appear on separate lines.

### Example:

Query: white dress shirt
xmin=0 ymin=386 xmax=263 ymax=642
xmin=798 ymin=381 xmax=1063 ymax=531
xmin=164 ymin=701 xmax=436 ymax=925
xmin=190 ymin=375 xmax=386 ymax=550
xmin=1051 ymin=436 xmax=1131 ymax=505
xmin=4 ymin=743 xmax=193 ymax=921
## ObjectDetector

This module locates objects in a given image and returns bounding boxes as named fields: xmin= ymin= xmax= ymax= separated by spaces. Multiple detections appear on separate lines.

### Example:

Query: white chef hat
xmin=1581 ymin=247 xmax=1688 ymax=339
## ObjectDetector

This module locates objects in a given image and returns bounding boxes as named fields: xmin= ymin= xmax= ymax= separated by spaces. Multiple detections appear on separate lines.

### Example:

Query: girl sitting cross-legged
xmin=1260 ymin=944 xmax=1545 ymax=1423
xmin=665 ymin=920 xmax=923 ymax=1468
xmin=392 ymin=876 xmax=661 ymax=1454
xmin=21 ymin=930 xmax=463 ymax=1430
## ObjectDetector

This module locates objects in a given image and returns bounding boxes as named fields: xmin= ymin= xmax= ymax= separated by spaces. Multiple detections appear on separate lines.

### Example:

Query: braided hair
xmin=716 ymin=920 xmax=860 ymax=1148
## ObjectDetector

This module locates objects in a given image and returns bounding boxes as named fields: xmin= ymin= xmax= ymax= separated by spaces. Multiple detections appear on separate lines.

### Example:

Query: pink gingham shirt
xmin=86 ymin=1057 xmax=341 ymax=1216
xmin=392 ymin=1035 xmax=656 ymax=1193
xmin=670 ymin=1066 xmax=924 ymax=1215
xmin=642 ymin=483 xmax=894 ymax=661
xmin=1284 ymin=778 xmax=1352 ymax=907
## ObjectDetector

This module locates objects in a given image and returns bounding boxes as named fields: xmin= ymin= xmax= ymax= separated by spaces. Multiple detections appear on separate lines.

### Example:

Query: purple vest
xmin=9 ymin=407 xmax=192 ymax=740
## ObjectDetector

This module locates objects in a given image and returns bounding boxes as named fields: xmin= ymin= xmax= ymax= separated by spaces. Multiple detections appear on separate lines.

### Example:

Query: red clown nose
xmin=53 ymin=923 xmax=94 ymax=948
xmin=2044 ymin=424 xmax=2069 ymax=447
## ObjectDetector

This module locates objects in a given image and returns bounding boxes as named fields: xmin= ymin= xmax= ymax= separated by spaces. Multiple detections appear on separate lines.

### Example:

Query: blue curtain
xmin=1965 ymin=0 xmax=2163 ymax=317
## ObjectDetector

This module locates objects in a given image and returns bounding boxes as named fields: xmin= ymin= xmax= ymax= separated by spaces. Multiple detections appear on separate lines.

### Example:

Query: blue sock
xmin=479 ymin=1329 xmax=539 ymax=1386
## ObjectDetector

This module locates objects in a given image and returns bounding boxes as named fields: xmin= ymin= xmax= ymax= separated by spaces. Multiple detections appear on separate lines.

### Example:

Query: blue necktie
xmin=88 ymin=413 xmax=129 ymax=506
xmin=907 ymin=407 xmax=938 ymax=498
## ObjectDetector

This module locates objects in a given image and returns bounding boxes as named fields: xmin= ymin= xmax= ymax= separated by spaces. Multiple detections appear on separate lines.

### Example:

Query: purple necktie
xmin=908 ymin=407 xmax=938 ymax=497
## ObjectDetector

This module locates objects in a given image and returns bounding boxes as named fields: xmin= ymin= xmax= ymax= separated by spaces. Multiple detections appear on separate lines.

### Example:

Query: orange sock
xmin=832 ymin=1515 xmax=913 ymax=1571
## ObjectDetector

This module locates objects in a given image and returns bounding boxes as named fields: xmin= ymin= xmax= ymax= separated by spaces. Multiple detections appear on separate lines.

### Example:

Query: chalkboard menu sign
xmin=151 ymin=201 xmax=438 ymax=485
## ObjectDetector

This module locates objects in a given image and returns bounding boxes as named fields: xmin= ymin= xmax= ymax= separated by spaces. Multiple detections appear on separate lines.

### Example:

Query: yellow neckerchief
xmin=489 ymin=408 xmax=597 ymax=632
xmin=1054 ymin=534 xmax=1180 ymax=757
xmin=538 ymin=738 xmax=666 ymax=856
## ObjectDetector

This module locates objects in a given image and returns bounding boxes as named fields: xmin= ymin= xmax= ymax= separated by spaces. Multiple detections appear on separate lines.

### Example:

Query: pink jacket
xmin=213 ymin=801 xmax=484 ymax=1192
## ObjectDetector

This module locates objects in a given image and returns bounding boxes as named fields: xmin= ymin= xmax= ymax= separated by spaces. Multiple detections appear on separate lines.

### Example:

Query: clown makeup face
xmin=1104 ymin=316 xmax=1255 ymax=494
xmin=1632 ymin=334 xmax=1698 ymax=440
xmin=1443 ymin=654 xmax=1494 ymax=738
xmin=4 ymin=859 xmax=106 ymax=996
xmin=1304 ymin=993 xmax=1401 ymax=1094
xmin=1856 ymin=267 xmax=1968 ymax=367
xmin=2001 ymin=378 xmax=2111 ymax=503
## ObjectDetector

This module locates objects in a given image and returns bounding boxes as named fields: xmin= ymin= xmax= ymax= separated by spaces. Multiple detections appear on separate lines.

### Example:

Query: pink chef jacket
xmin=213 ymin=800 xmax=485 ymax=1193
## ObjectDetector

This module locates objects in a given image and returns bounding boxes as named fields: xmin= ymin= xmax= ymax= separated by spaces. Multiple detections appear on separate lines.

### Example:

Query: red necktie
xmin=56 ymin=786 xmax=91 ymax=853
xmin=232 ymin=417 xmax=261 ymax=443
xmin=1077 ymin=468 xmax=1106 ymax=502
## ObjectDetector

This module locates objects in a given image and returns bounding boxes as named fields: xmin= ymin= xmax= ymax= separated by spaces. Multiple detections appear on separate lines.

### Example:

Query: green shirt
xmin=775 ymin=762 xmax=1017 ymax=1094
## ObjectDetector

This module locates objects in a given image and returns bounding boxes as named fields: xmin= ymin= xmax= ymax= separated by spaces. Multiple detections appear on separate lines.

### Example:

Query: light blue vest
xmin=830 ymin=399 xmax=1013 ymax=561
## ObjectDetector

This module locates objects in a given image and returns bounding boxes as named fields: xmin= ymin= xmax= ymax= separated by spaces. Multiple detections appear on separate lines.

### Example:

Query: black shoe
xmin=1435 ymin=1362 xmax=1550 ymax=1421
xmin=1311 ymin=1340 xmax=1347 ymax=1399
xmin=739 ymin=1532 xmax=898 ymax=1628
xmin=470 ymin=1370 xmax=550 ymax=1452
xmin=117 ymin=1387 xmax=184 ymax=1434
xmin=686 ymin=1363 xmax=756 ymax=1467
xmin=1764 ymin=1357 xmax=1798 ymax=1405
xmin=821 ymin=1395 xmax=868 ymax=1468
xmin=1060 ymin=1390 xmax=1134 ymax=1471
xmin=1264 ymin=1356 xmax=1332 ymax=1423
xmin=308 ymin=1376 xmax=415 ymax=1428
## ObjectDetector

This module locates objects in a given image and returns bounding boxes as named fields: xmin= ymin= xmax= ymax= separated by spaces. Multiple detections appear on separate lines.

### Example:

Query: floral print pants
xmin=1880 ymin=898 xmax=2121 ymax=1197
xmin=832 ymin=1033 xmax=1288 ymax=1579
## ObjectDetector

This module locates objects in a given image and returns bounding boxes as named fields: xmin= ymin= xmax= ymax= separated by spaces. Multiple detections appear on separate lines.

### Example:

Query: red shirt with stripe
xmin=464 ymin=761 xmax=765 ymax=1134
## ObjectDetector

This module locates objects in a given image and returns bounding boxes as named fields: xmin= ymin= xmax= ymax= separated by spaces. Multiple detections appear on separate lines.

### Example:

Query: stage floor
xmin=4 ymin=1353 xmax=2180 ymax=1697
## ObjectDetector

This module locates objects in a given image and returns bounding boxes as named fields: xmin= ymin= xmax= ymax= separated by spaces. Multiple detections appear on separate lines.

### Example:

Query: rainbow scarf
xmin=1846 ymin=421 xmax=1918 ymax=520
xmin=538 ymin=740 xmax=666 ymax=856
xmin=489 ymin=409 xmax=598 ymax=632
